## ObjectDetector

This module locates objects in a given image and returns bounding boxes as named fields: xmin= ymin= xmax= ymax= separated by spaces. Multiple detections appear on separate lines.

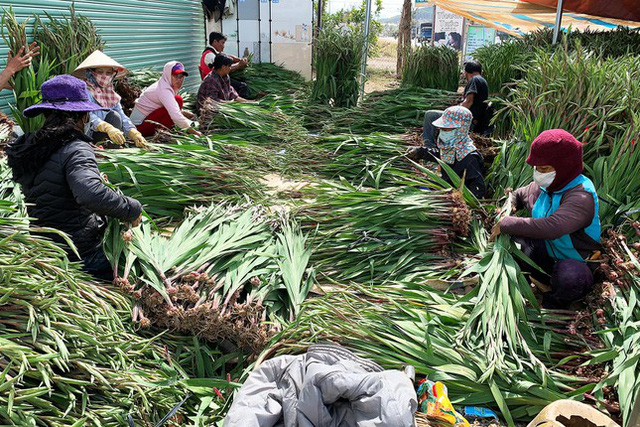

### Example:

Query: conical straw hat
xmin=73 ymin=50 xmax=128 ymax=79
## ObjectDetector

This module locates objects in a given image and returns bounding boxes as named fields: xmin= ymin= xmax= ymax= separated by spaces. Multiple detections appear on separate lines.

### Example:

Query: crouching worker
xmin=130 ymin=61 xmax=201 ymax=137
xmin=196 ymin=54 xmax=250 ymax=114
xmin=6 ymin=75 xmax=143 ymax=281
xmin=74 ymin=50 xmax=148 ymax=148
xmin=410 ymin=106 xmax=486 ymax=198
xmin=492 ymin=129 xmax=601 ymax=308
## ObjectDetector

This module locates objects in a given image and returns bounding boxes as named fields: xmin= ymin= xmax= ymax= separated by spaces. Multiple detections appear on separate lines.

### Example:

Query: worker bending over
xmin=6 ymin=75 xmax=142 ymax=280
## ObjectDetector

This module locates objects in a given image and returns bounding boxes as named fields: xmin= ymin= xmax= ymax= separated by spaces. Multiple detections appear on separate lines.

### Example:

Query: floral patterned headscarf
xmin=432 ymin=106 xmax=476 ymax=164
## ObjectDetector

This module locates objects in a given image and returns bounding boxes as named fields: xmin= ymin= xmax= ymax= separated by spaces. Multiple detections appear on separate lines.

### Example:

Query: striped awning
xmin=430 ymin=0 xmax=640 ymax=36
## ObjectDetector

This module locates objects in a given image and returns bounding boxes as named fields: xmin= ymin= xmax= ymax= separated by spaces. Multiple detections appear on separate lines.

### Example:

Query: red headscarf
xmin=526 ymin=129 xmax=584 ymax=192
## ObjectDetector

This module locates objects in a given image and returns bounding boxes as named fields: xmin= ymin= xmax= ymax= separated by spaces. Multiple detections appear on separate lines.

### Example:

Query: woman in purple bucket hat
xmin=6 ymin=75 xmax=143 ymax=281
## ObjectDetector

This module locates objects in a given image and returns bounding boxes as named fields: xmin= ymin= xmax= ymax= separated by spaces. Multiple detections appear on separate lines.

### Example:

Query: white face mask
xmin=533 ymin=169 xmax=556 ymax=189
xmin=438 ymin=130 xmax=457 ymax=146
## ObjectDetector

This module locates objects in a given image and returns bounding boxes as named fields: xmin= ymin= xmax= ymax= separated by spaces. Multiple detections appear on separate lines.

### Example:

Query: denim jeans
xmin=82 ymin=246 xmax=113 ymax=282
xmin=422 ymin=110 xmax=444 ymax=149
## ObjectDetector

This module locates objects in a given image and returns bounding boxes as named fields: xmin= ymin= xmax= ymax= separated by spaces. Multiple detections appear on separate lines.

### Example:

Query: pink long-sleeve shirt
xmin=130 ymin=61 xmax=192 ymax=129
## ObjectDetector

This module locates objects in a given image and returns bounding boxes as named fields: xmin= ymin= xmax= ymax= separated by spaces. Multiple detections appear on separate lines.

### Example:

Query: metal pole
xmin=552 ymin=0 xmax=564 ymax=44
xmin=359 ymin=0 xmax=373 ymax=103
xmin=317 ymin=0 xmax=324 ymax=33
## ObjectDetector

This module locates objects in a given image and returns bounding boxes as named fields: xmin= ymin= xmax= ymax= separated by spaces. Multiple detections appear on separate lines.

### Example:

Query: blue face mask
xmin=438 ymin=130 xmax=457 ymax=146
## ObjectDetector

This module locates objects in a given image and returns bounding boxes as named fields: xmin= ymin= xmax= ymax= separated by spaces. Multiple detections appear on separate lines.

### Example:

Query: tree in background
xmin=320 ymin=0 xmax=383 ymax=52
xmin=397 ymin=0 xmax=412 ymax=77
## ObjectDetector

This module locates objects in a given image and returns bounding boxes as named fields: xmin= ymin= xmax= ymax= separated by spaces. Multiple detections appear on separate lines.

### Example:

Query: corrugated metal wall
xmin=1 ymin=0 xmax=205 ymax=113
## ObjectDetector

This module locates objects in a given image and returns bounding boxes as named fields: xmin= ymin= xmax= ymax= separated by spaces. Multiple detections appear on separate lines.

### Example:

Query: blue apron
xmin=531 ymin=175 xmax=600 ymax=262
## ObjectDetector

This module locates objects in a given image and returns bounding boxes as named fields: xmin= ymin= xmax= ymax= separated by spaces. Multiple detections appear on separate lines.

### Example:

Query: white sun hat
xmin=73 ymin=50 xmax=128 ymax=79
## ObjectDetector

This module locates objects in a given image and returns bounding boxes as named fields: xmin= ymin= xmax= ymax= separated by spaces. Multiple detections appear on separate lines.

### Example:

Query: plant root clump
xmin=447 ymin=190 xmax=472 ymax=236
xmin=114 ymin=76 xmax=142 ymax=116
xmin=124 ymin=276 xmax=273 ymax=356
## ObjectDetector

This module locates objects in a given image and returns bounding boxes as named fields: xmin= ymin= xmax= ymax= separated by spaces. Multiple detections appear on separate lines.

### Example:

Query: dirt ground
xmin=365 ymin=67 xmax=400 ymax=93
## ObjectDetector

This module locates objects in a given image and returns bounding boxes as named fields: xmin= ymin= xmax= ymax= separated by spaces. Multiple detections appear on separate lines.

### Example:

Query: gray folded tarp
xmin=223 ymin=344 xmax=417 ymax=427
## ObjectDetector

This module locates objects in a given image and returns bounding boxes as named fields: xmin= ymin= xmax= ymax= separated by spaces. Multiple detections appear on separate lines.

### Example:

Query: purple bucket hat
xmin=23 ymin=75 xmax=109 ymax=118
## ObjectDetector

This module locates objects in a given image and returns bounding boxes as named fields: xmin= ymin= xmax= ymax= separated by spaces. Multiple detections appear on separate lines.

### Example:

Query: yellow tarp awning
xmin=430 ymin=0 xmax=640 ymax=36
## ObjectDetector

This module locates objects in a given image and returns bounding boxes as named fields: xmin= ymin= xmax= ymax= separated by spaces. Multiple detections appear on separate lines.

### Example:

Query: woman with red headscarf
xmin=491 ymin=129 xmax=602 ymax=308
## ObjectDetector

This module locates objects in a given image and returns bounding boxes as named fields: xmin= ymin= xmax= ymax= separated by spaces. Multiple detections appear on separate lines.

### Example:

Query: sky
xmin=327 ymin=0 xmax=407 ymax=19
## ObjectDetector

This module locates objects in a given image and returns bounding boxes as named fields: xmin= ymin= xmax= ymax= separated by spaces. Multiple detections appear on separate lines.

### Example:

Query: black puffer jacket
xmin=7 ymin=133 xmax=141 ymax=257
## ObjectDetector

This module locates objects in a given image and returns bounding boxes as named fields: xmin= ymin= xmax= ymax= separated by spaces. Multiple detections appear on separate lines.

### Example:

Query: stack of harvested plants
xmin=587 ymin=118 xmax=640 ymax=227
xmin=97 ymin=145 xmax=262 ymax=220
xmin=311 ymin=25 xmax=364 ymax=108
xmin=199 ymin=99 xmax=308 ymax=146
xmin=106 ymin=204 xmax=314 ymax=355
xmin=317 ymin=133 xmax=416 ymax=188
xmin=1 ymin=8 xmax=50 ymax=132
xmin=402 ymin=44 xmax=459 ymax=91
xmin=297 ymin=181 xmax=470 ymax=284
xmin=232 ymin=63 xmax=307 ymax=99
xmin=323 ymin=87 xmax=458 ymax=134
xmin=33 ymin=5 xmax=104 ymax=75
xmin=0 ymin=202 xmax=215 ymax=425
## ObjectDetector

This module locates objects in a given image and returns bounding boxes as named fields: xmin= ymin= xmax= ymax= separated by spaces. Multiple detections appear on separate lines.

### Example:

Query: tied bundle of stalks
xmin=401 ymin=44 xmax=460 ymax=92
xmin=106 ymin=204 xmax=314 ymax=354
xmin=311 ymin=25 xmax=365 ymax=108
xmin=33 ymin=5 xmax=104 ymax=76
xmin=470 ymin=132 xmax=500 ymax=162
xmin=297 ymin=181 xmax=470 ymax=284
xmin=128 ymin=68 xmax=162 ymax=89
xmin=97 ymin=145 xmax=262 ymax=220
xmin=268 ymin=282 xmax=594 ymax=425
xmin=323 ymin=87 xmax=458 ymax=134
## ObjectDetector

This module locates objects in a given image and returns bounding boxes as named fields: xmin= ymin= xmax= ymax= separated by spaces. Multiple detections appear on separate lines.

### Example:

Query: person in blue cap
xmin=6 ymin=75 xmax=143 ymax=281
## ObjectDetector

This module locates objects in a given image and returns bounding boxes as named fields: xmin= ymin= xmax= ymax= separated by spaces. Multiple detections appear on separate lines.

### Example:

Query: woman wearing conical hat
xmin=74 ymin=50 xmax=148 ymax=148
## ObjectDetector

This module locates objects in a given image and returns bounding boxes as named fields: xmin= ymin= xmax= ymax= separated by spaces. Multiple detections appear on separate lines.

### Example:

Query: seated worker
xmin=130 ymin=61 xmax=201 ymax=137
xmin=196 ymin=54 xmax=249 ymax=114
xmin=74 ymin=50 xmax=148 ymax=148
xmin=199 ymin=31 xmax=250 ymax=98
xmin=6 ymin=75 xmax=142 ymax=281
xmin=0 ymin=42 xmax=39 ymax=91
xmin=492 ymin=129 xmax=601 ymax=308
xmin=428 ymin=106 xmax=486 ymax=198
xmin=409 ymin=60 xmax=490 ymax=161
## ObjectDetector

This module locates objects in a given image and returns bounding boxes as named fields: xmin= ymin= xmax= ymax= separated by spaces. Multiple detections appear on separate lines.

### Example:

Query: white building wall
xmin=205 ymin=0 xmax=313 ymax=79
